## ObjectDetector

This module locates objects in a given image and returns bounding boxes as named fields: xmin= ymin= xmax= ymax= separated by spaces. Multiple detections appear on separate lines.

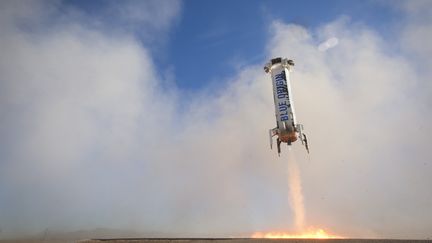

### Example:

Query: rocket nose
xmin=271 ymin=57 xmax=282 ymax=65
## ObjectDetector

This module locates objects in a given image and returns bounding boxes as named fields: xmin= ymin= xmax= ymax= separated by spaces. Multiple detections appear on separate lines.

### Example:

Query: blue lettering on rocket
xmin=275 ymin=71 xmax=290 ymax=121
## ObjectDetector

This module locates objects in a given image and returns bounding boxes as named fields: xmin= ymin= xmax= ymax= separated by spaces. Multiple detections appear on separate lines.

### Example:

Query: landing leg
xmin=303 ymin=134 xmax=309 ymax=154
xmin=277 ymin=138 xmax=281 ymax=156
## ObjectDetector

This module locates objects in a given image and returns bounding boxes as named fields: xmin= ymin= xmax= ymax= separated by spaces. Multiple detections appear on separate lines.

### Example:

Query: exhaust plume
xmin=287 ymin=148 xmax=305 ymax=230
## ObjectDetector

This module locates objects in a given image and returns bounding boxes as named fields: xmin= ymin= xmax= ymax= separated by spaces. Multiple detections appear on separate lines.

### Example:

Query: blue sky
xmin=161 ymin=0 xmax=401 ymax=90
xmin=65 ymin=0 xmax=402 ymax=90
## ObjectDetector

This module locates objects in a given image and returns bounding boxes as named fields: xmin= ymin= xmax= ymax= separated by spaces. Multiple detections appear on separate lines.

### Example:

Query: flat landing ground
xmin=83 ymin=238 xmax=431 ymax=243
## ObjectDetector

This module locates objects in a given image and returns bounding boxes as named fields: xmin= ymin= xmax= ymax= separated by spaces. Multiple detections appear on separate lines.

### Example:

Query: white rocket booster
xmin=264 ymin=57 xmax=309 ymax=155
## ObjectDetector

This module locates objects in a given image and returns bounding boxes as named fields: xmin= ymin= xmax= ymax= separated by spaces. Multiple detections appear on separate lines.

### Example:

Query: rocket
xmin=264 ymin=57 xmax=309 ymax=155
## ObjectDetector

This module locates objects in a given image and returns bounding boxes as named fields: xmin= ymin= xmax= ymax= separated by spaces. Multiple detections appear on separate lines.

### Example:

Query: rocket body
xmin=270 ymin=60 xmax=297 ymax=144
xmin=264 ymin=57 xmax=309 ymax=155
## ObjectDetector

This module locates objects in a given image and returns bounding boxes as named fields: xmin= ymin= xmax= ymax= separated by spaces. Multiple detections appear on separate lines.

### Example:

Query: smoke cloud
xmin=0 ymin=0 xmax=431 ymax=239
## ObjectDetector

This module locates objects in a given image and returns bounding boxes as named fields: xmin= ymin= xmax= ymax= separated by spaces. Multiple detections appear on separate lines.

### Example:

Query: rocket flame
xmin=252 ymin=228 xmax=342 ymax=239
xmin=251 ymin=150 xmax=342 ymax=239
